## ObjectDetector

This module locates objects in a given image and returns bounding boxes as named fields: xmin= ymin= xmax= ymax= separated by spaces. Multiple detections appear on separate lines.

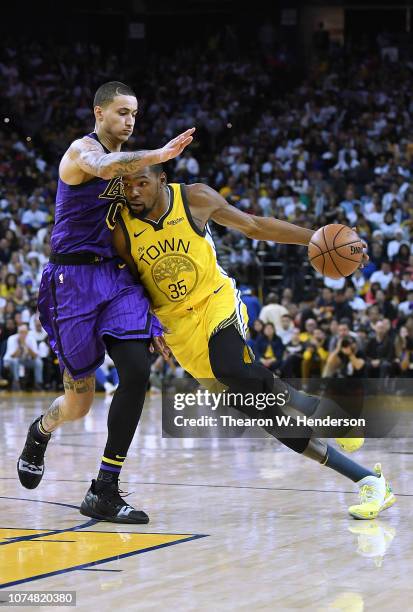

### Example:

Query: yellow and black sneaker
xmin=80 ymin=480 xmax=149 ymax=524
xmin=348 ymin=463 xmax=396 ymax=520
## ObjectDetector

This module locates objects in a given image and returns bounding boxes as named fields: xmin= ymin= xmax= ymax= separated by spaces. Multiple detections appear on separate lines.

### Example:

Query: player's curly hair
xmin=93 ymin=81 xmax=136 ymax=107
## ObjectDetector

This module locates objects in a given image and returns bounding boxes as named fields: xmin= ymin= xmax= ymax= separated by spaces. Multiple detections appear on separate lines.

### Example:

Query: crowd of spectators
xmin=1 ymin=33 xmax=413 ymax=389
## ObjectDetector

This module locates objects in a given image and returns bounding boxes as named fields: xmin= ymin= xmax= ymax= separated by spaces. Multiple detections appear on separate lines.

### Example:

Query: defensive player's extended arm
xmin=112 ymin=222 xmax=140 ymax=279
xmin=189 ymin=183 xmax=314 ymax=245
xmin=69 ymin=128 xmax=195 ymax=180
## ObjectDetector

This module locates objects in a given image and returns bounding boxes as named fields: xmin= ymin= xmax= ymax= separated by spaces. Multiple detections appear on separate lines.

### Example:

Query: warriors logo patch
xmin=152 ymin=254 xmax=198 ymax=302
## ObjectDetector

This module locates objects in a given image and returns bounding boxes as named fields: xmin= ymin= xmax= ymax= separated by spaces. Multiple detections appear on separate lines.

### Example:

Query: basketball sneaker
xmin=17 ymin=417 xmax=51 ymax=489
xmin=335 ymin=437 xmax=364 ymax=453
xmin=348 ymin=463 xmax=396 ymax=520
xmin=80 ymin=479 xmax=149 ymax=524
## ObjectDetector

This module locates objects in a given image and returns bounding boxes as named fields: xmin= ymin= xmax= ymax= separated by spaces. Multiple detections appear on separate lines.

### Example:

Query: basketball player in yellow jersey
xmin=113 ymin=165 xmax=395 ymax=520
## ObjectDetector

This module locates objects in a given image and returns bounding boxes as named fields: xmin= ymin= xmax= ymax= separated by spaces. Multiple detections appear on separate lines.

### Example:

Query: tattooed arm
xmin=60 ymin=129 xmax=195 ymax=184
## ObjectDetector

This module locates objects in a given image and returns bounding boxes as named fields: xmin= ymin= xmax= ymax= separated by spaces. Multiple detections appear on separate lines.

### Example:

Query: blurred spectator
xmin=255 ymin=322 xmax=284 ymax=372
xmin=369 ymin=262 xmax=394 ymax=291
xmin=247 ymin=318 xmax=264 ymax=354
xmin=281 ymin=328 xmax=305 ymax=378
xmin=398 ymin=290 xmax=413 ymax=317
xmin=3 ymin=324 xmax=43 ymax=390
xmin=323 ymin=336 xmax=366 ymax=378
xmin=277 ymin=313 xmax=295 ymax=346
xmin=240 ymin=287 xmax=262 ymax=328
xmin=302 ymin=328 xmax=329 ymax=379
xmin=394 ymin=326 xmax=413 ymax=377
xmin=299 ymin=318 xmax=317 ymax=343
xmin=259 ymin=293 xmax=288 ymax=333
xmin=365 ymin=320 xmax=395 ymax=378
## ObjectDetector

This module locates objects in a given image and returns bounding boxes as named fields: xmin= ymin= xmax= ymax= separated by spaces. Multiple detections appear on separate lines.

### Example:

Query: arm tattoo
xmin=99 ymin=150 xmax=160 ymax=177
xmin=63 ymin=370 xmax=95 ymax=394
xmin=73 ymin=138 xmax=160 ymax=179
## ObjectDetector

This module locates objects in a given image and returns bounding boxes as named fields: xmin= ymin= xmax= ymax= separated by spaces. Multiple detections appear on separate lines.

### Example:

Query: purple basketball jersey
xmin=51 ymin=133 xmax=123 ymax=257
xmin=39 ymin=132 xmax=162 ymax=379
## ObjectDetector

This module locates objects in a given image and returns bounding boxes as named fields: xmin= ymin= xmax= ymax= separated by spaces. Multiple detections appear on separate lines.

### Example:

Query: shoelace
xmin=24 ymin=440 xmax=46 ymax=464
xmin=118 ymin=488 xmax=132 ymax=498
xmin=360 ymin=484 xmax=376 ymax=503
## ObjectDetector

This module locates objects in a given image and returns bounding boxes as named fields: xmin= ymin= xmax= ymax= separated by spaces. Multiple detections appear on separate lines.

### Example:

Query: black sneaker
xmin=80 ymin=480 xmax=149 ymax=524
xmin=17 ymin=417 xmax=50 ymax=489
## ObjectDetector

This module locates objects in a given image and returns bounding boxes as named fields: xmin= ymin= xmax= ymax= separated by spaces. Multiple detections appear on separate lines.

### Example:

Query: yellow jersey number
xmin=106 ymin=199 xmax=124 ymax=230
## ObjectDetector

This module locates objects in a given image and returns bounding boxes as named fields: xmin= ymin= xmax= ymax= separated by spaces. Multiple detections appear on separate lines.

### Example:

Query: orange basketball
xmin=308 ymin=224 xmax=363 ymax=280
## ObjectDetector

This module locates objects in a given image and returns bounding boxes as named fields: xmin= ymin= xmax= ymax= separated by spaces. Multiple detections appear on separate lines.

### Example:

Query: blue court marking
xmin=27 ymin=540 xmax=77 ymax=543
xmin=1 ymin=482 xmax=412 ymax=496
xmin=0 ymin=496 xmax=208 ymax=588
xmin=0 ymin=519 xmax=98 ymax=546
xmin=0 ymin=496 xmax=97 ymax=545
xmin=79 ymin=568 xmax=122 ymax=572
xmin=0 ymin=495 xmax=80 ymax=510
xmin=5 ymin=431 xmax=108 ymax=438
xmin=0 ymin=534 xmax=207 ymax=589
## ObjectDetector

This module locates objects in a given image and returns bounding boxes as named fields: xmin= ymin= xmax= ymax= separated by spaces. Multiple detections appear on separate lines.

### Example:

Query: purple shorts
xmin=38 ymin=260 xmax=162 ymax=379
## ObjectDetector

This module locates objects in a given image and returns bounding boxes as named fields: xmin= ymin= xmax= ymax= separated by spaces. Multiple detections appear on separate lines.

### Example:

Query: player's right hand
xmin=159 ymin=128 xmax=195 ymax=162
xmin=150 ymin=335 xmax=171 ymax=360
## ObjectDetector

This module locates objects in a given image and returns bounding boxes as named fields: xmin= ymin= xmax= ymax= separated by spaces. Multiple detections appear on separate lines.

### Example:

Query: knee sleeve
xmin=104 ymin=336 xmax=151 ymax=389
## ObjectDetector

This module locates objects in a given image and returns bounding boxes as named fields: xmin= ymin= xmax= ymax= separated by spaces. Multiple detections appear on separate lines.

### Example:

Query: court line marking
xmin=29 ymin=539 xmax=76 ymax=543
xmin=79 ymin=568 xmax=122 ymax=572
xmin=0 ymin=496 xmax=208 ymax=588
xmin=0 ymin=534 xmax=207 ymax=589
xmin=4 ymin=431 xmax=108 ymax=438
xmin=0 ymin=517 xmax=98 ymax=546
xmin=2 ymin=481 xmax=412 ymax=496
xmin=0 ymin=495 xmax=80 ymax=510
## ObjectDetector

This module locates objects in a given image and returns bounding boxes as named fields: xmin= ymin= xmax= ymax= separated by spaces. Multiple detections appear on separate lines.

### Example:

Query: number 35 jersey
xmin=118 ymin=183 xmax=234 ymax=319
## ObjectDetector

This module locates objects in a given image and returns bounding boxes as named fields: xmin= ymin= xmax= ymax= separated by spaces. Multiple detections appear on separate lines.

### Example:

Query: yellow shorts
xmin=161 ymin=283 xmax=249 ymax=381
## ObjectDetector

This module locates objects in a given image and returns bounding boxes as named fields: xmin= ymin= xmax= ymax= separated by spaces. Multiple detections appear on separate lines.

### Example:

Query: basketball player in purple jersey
xmin=17 ymin=82 xmax=194 ymax=523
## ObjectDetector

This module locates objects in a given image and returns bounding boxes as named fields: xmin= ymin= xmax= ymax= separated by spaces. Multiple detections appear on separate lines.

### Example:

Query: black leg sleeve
xmin=103 ymin=336 xmax=151 ymax=458
xmin=209 ymin=326 xmax=312 ymax=454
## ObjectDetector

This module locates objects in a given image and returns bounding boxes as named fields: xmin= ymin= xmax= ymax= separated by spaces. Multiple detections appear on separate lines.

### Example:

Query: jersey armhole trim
xmin=117 ymin=214 xmax=133 ymax=259
xmin=180 ymin=183 xmax=206 ymax=237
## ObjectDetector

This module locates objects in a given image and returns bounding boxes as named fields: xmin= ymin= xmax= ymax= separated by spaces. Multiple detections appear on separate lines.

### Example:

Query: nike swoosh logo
xmin=213 ymin=284 xmax=224 ymax=294
xmin=116 ymin=455 xmax=127 ymax=459
xmin=134 ymin=229 xmax=147 ymax=238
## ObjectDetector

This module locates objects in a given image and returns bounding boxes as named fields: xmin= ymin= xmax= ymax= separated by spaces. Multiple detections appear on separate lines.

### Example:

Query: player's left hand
xmin=352 ymin=227 xmax=369 ymax=269
xmin=150 ymin=336 xmax=171 ymax=360
xmin=159 ymin=128 xmax=196 ymax=162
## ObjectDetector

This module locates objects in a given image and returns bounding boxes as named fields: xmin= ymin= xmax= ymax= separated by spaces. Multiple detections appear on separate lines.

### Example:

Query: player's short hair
xmin=149 ymin=164 xmax=164 ymax=176
xmin=93 ymin=81 xmax=136 ymax=108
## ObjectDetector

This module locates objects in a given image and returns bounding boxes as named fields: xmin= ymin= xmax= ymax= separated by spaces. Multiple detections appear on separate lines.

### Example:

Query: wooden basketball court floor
xmin=1 ymin=392 xmax=412 ymax=611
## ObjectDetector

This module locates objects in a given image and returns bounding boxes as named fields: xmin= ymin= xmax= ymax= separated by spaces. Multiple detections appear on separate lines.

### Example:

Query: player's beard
xmin=127 ymin=199 xmax=156 ymax=219
xmin=127 ymin=185 xmax=164 ymax=219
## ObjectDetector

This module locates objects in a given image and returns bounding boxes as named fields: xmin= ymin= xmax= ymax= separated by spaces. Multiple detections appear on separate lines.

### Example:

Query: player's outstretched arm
xmin=187 ymin=183 xmax=314 ymax=246
xmin=66 ymin=128 xmax=195 ymax=181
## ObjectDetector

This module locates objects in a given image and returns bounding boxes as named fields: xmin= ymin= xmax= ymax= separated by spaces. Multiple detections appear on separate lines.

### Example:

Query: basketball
xmin=308 ymin=224 xmax=363 ymax=280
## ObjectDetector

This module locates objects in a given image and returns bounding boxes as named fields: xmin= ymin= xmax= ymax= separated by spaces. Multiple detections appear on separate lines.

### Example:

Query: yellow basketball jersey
xmin=119 ymin=183 xmax=233 ymax=319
